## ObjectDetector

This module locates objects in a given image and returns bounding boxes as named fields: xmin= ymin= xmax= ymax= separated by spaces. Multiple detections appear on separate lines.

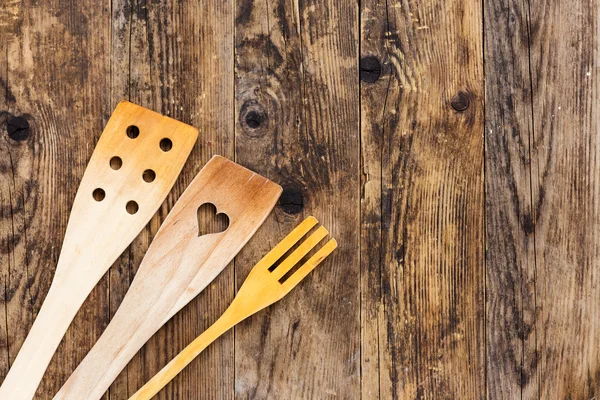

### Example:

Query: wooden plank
xmin=0 ymin=0 xmax=112 ymax=397
xmin=0 ymin=0 xmax=22 ymax=381
xmin=360 ymin=0 xmax=485 ymax=398
xmin=483 ymin=0 xmax=538 ymax=398
xmin=107 ymin=0 xmax=148 ymax=397
xmin=106 ymin=2 xmax=132 ymax=389
xmin=487 ymin=0 xmax=600 ymax=398
xmin=108 ymin=0 xmax=235 ymax=398
xmin=234 ymin=0 xmax=360 ymax=398
xmin=359 ymin=13 xmax=385 ymax=400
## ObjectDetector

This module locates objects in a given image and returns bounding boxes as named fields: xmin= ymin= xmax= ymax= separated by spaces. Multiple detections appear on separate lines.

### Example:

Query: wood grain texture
xmin=6 ymin=0 xmax=600 ymax=398
xmin=361 ymin=0 xmax=485 ymax=398
xmin=106 ymin=1 xmax=235 ymax=399
xmin=484 ymin=0 xmax=538 ymax=397
xmin=486 ymin=0 xmax=600 ymax=398
xmin=0 ymin=10 xmax=9 ymax=387
xmin=234 ymin=0 xmax=360 ymax=398
xmin=0 ymin=0 xmax=22 ymax=384
xmin=0 ymin=1 xmax=112 ymax=398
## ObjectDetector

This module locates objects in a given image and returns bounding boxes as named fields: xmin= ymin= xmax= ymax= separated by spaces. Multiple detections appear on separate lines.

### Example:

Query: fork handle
xmin=129 ymin=306 xmax=242 ymax=400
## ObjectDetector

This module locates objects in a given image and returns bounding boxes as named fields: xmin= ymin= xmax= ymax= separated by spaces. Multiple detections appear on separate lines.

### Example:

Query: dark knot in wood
xmin=360 ymin=56 xmax=381 ymax=83
xmin=278 ymin=187 xmax=304 ymax=214
xmin=7 ymin=116 xmax=30 ymax=141
xmin=239 ymin=100 xmax=268 ymax=137
xmin=245 ymin=111 xmax=266 ymax=129
xmin=451 ymin=92 xmax=470 ymax=112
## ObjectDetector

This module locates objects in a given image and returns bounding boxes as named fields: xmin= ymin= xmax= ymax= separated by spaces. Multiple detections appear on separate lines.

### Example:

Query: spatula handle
xmin=53 ymin=318 xmax=131 ymax=398
xmin=0 ymin=279 xmax=88 ymax=400
xmin=53 ymin=290 xmax=159 ymax=400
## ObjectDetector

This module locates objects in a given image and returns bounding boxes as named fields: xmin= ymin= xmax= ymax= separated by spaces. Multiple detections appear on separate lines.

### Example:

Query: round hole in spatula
xmin=110 ymin=156 xmax=123 ymax=170
xmin=142 ymin=169 xmax=156 ymax=183
xmin=126 ymin=125 xmax=140 ymax=139
xmin=93 ymin=188 xmax=105 ymax=201
xmin=159 ymin=138 xmax=173 ymax=152
xmin=126 ymin=200 xmax=139 ymax=214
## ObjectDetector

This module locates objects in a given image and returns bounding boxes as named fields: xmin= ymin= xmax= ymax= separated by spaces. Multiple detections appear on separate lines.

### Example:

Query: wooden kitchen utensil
xmin=0 ymin=101 xmax=198 ymax=400
xmin=130 ymin=216 xmax=337 ymax=400
xmin=54 ymin=155 xmax=282 ymax=400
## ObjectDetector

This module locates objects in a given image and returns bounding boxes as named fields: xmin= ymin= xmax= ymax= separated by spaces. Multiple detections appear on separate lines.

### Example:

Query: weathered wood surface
xmin=360 ymin=0 xmax=485 ymax=398
xmin=485 ymin=0 xmax=600 ymax=398
xmin=484 ymin=0 xmax=537 ymax=397
xmin=1 ymin=1 xmax=112 ymax=398
xmin=234 ymin=0 xmax=359 ymax=399
xmin=105 ymin=2 xmax=236 ymax=399
xmin=1 ymin=0 xmax=599 ymax=399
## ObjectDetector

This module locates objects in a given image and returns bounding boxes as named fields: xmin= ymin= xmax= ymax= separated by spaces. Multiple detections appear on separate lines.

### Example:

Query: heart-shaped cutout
xmin=197 ymin=203 xmax=230 ymax=237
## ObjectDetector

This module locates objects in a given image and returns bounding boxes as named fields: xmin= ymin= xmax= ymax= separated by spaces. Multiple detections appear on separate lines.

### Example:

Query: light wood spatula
xmin=53 ymin=155 xmax=282 ymax=400
xmin=0 ymin=101 xmax=198 ymax=400
xmin=129 ymin=216 xmax=337 ymax=399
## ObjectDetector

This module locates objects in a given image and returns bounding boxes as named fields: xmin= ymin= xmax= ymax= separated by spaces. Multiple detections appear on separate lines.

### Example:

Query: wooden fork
xmin=129 ymin=216 xmax=337 ymax=400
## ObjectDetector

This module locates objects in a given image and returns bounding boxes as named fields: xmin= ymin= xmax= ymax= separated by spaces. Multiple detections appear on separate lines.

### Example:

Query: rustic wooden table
xmin=0 ymin=0 xmax=596 ymax=398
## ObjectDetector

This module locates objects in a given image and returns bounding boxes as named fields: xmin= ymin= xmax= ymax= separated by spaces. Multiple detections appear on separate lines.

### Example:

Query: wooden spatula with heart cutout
xmin=0 ymin=101 xmax=198 ymax=400
xmin=53 ymin=155 xmax=282 ymax=400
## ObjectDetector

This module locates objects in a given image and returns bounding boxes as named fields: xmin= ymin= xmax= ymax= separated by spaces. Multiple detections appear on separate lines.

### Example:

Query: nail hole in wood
xmin=239 ymin=100 xmax=268 ymax=137
xmin=160 ymin=138 xmax=173 ymax=152
xmin=245 ymin=111 xmax=266 ymax=129
xmin=143 ymin=169 xmax=156 ymax=183
xmin=126 ymin=125 xmax=140 ymax=139
xmin=360 ymin=56 xmax=381 ymax=83
xmin=110 ymin=156 xmax=123 ymax=170
xmin=6 ymin=117 xmax=30 ymax=141
xmin=451 ymin=92 xmax=470 ymax=112
xmin=197 ymin=203 xmax=229 ymax=237
xmin=93 ymin=188 xmax=106 ymax=201
xmin=278 ymin=187 xmax=304 ymax=214
xmin=126 ymin=200 xmax=139 ymax=214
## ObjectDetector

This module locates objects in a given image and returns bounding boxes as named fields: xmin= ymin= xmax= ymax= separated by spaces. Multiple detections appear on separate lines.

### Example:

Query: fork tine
xmin=281 ymin=239 xmax=337 ymax=291
xmin=271 ymin=226 xmax=329 ymax=280
xmin=253 ymin=216 xmax=319 ymax=271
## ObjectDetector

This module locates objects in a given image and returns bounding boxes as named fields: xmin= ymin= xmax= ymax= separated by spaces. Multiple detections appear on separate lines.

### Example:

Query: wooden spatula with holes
xmin=53 ymin=155 xmax=282 ymax=400
xmin=0 ymin=101 xmax=198 ymax=400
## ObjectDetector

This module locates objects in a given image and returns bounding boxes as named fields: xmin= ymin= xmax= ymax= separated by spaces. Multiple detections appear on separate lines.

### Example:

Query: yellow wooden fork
xmin=129 ymin=216 xmax=337 ymax=400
